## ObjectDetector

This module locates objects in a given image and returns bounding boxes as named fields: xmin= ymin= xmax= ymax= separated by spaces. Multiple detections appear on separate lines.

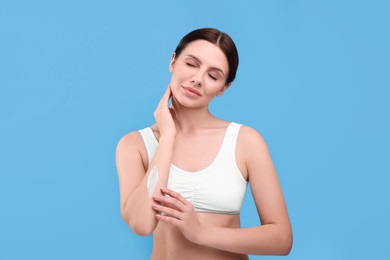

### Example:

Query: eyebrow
xmin=186 ymin=54 xmax=225 ymax=75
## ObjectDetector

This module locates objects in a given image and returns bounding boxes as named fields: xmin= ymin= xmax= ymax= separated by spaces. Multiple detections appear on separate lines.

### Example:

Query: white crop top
xmin=139 ymin=122 xmax=248 ymax=214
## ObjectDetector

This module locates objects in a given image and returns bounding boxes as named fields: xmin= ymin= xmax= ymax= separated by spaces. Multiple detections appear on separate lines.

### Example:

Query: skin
xmin=116 ymin=40 xmax=292 ymax=259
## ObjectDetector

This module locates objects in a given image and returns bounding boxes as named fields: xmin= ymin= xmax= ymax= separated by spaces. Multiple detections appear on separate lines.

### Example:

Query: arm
xmin=199 ymin=126 xmax=292 ymax=254
xmin=153 ymin=126 xmax=292 ymax=254
xmin=116 ymin=85 xmax=176 ymax=236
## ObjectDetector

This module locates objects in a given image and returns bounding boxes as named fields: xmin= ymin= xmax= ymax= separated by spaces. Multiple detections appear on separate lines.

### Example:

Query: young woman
xmin=116 ymin=28 xmax=292 ymax=260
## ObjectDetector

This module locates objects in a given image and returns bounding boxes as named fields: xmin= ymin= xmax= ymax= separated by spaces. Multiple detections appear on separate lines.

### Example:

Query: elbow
xmin=279 ymin=238 xmax=292 ymax=256
xmin=129 ymin=222 xmax=155 ymax=236
xmin=121 ymin=211 xmax=155 ymax=236
xmin=277 ymin=228 xmax=293 ymax=256
xmin=260 ymin=224 xmax=292 ymax=256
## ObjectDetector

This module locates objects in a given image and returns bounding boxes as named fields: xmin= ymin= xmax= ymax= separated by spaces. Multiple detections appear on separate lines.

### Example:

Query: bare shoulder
xmin=116 ymin=131 xmax=143 ymax=154
xmin=236 ymin=125 xmax=271 ymax=180
xmin=116 ymin=130 xmax=149 ymax=168
xmin=238 ymin=125 xmax=268 ymax=151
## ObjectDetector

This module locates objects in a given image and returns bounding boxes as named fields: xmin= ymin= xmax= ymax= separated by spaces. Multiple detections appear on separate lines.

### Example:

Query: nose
xmin=190 ymin=72 xmax=202 ymax=87
xmin=190 ymin=79 xmax=201 ymax=86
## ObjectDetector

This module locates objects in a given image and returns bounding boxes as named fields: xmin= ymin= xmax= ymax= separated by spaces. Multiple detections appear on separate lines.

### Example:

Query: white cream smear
xmin=147 ymin=165 xmax=159 ymax=197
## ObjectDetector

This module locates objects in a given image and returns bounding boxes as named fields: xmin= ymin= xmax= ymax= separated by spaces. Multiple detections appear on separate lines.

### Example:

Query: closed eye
xmin=209 ymin=74 xmax=217 ymax=80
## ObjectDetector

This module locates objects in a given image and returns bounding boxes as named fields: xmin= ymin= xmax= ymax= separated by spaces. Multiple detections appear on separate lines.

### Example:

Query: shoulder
xmin=116 ymin=130 xmax=146 ymax=158
xmin=236 ymin=125 xmax=277 ymax=183
xmin=116 ymin=129 xmax=149 ymax=171
xmin=117 ymin=130 xmax=142 ymax=149
xmin=236 ymin=124 xmax=270 ymax=159
xmin=237 ymin=125 xmax=267 ymax=146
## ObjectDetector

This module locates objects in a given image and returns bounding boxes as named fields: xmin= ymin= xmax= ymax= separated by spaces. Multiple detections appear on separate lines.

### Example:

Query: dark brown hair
xmin=174 ymin=28 xmax=239 ymax=84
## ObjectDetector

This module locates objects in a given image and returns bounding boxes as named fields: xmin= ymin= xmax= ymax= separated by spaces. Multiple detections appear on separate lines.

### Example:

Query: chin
xmin=172 ymin=95 xmax=204 ymax=109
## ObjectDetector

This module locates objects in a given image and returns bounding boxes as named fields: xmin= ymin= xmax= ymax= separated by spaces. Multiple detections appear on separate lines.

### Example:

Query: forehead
xmin=180 ymin=40 xmax=229 ymax=73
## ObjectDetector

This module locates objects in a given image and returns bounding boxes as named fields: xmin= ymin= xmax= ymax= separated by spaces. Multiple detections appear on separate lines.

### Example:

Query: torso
xmin=140 ymin=120 xmax=249 ymax=260
xmin=151 ymin=213 xmax=248 ymax=260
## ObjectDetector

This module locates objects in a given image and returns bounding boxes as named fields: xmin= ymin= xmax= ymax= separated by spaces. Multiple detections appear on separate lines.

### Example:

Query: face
xmin=169 ymin=40 xmax=231 ymax=108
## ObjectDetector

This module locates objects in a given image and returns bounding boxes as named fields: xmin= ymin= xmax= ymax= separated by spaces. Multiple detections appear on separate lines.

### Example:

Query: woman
xmin=116 ymin=28 xmax=292 ymax=259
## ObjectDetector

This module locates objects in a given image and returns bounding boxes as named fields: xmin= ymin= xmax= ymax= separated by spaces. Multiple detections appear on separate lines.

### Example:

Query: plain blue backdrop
xmin=1 ymin=0 xmax=389 ymax=259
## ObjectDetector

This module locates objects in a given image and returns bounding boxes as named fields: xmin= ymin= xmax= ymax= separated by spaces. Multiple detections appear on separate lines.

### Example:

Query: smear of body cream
xmin=147 ymin=165 xmax=159 ymax=197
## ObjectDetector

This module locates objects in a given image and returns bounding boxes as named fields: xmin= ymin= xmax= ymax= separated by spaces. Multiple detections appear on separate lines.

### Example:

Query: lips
xmin=182 ymin=86 xmax=201 ymax=96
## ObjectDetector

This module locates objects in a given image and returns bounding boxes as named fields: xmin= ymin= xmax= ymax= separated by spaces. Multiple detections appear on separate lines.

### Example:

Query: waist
xmin=152 ymin=213 xmax=248 ymax=260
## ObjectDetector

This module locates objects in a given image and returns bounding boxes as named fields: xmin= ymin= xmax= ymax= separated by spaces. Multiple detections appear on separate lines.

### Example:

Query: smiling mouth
xmin=183 ymin=86 xmax=201 ymax=96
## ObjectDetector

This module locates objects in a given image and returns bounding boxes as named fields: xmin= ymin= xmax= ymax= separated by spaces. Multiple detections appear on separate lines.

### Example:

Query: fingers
xmin=153 ymin=189 xmax=187 ymax=211
xmin=152 ymin=188 xmax=192 ymax=218
xmin=154 ymin=85 xmax=177 ymax=138
xmin=155 ymin=213 xmax=180 ymax=225
xmin=166 ymin=84 xmax=172 ymax=98
xmin=155 ymin=85 xmax=174 ymax=118
xmin=167 ymin=85 xmax=173 ymax=108
xmin=155 ymin=85 xmax=171 ymax=118
xmin=152 ymin=188 xmax=187 ymax=224
xmin=156 ymin=198 xmax=179 ymax=212
xmin=160 ymin=188 xmax=189 ymax=206
xmin=162 ymin=84 xmax=172 ymax=103
xmin=155 ymin=85 xmax=170 ymax=108
xmin=152 ymin=204 xmax=182 ymax=220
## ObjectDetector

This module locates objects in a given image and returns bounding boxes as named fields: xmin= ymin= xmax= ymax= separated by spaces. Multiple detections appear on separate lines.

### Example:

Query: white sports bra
xmin=139 ymin=122 xmax=247 ymax=214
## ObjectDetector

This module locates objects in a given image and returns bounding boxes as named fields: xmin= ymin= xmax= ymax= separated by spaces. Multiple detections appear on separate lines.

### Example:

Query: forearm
xmin=197 ymin=223 xmax=292 ymax=255
xmin=123 ymin=137 xmax=174 ymax=235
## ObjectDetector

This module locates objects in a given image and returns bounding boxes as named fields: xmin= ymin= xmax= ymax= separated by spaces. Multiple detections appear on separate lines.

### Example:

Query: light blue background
xmin=1 ymin=1 xmax=389 ymax=259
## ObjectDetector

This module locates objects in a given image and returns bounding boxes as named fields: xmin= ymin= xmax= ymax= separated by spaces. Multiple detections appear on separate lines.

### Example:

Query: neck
xmin=170 ymin=97 xmax=215 ymax=133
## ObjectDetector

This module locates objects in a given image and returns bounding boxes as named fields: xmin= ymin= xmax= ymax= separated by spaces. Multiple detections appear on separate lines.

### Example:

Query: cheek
xmin=170 ymin=73 xmax=179 ymax=88
xmin=169 ymin=74 xmax=181 ymax=98
xmin=170 ymin=68 xmax=181 ymax=81
xmin=205 ymin=82 xmax=224 ymax=96
xmin=170 ymin=67 xmax=187 ymax=88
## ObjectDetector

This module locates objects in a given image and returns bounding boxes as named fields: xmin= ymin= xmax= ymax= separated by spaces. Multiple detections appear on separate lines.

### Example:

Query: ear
xmin=216 ymin=82 xmax=232 ymax=97
xmin=169 ymin=53 xmax=176 ymax=73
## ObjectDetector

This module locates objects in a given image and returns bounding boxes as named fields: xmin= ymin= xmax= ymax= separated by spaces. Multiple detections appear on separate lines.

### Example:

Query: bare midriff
xmin=151 ymin=212 xmax=249 ymax=260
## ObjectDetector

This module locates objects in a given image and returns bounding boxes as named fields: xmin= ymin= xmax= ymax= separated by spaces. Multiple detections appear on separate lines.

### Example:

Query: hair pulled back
xmin=174 ymin=28 xmax=239 ymax=84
